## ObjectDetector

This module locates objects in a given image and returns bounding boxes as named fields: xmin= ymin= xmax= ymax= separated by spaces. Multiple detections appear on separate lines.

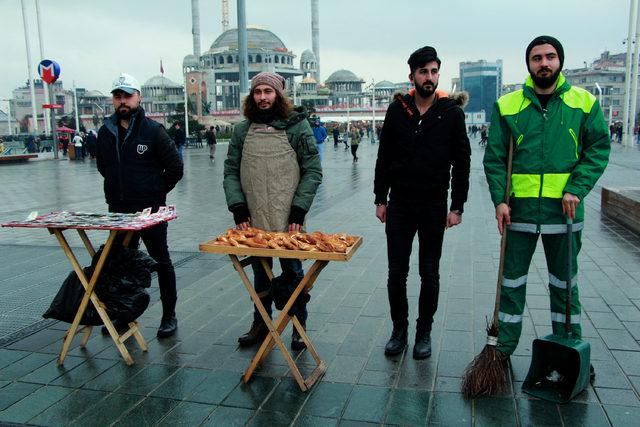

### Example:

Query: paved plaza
xmin=0 ymin=137 xmax=639 ymax=425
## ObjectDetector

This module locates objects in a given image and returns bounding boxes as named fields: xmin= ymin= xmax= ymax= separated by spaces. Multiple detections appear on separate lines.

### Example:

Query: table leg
xmin=80 ymin=326 xmax=93 ymax=348
xmin=53 ymin=229 xmax=135 ymax=365
xmin=237 ymin=258 xmax=328 ymax=390
xmin=229 ymin=255 xmax=310 ymax=390
xmin=254 ymin=260 xmax=327 ymax=366
xmin=77 ymin=230 xmax=96 ymax=257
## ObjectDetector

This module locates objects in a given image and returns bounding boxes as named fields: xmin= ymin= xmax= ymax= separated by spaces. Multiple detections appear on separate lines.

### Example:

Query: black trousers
xmin=109 ymin=204 xmax=177 ymax=318
xmin=385 ymin=198 xmax=446 ymax=332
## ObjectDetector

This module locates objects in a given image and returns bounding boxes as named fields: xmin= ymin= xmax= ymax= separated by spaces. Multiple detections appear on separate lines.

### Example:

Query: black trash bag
xmin=43 ymin=267 xmax=103 ymax=325
xmin=91 ymin=245 xmax=158 ymax=290
xmin=270 ymin=270 xmax=310 ymax=312
xmin=91 ymin=245 xmax=155 ymax=323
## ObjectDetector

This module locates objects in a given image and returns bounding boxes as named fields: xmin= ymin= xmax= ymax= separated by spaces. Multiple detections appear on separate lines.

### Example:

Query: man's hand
xmin=288 ymin=223 xmax=302 ymax=232
xmin=446 ymin=211 xmax=462 ymax=228
xmin=562 ymin=192 xmax=581 ymax=220
xmin=495 ymin=203 xmax=511 ymax=235
xmin=236 ymin=221 xmax=250 ymax=231
xmin=375 ymin=204 xmax=387 ymax=223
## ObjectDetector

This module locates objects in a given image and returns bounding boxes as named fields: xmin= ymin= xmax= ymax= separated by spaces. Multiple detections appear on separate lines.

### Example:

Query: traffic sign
xmin=38 ymin=59 xmax=61 ymax=84
xmin=42 ymin=104 xmax=63 ymax=109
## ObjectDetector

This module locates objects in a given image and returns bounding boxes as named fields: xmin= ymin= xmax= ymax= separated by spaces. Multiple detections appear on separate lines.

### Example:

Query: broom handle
xmin=492 ymin=136 xmax=514 ymax=326
xmin=565 ymin=217 xmax=573 ymax=335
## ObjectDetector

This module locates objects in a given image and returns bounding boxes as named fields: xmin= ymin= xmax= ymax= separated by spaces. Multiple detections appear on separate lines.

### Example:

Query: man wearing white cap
xmin=96 ymin=73 xmax=183 ymax=338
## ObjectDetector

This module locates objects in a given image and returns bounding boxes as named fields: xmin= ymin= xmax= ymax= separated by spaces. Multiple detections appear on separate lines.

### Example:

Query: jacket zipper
xmin=538 ymin=108 xmax=547 ymax=233
xmin=568 ymin=128 xmax=579 ymax=159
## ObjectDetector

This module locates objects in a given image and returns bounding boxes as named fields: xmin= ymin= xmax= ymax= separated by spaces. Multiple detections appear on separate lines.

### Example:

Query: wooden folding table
xmin=199 ymin=236 xmax=362 ymax=391
xmin=2 ymin=207 xmax=177 ymax=366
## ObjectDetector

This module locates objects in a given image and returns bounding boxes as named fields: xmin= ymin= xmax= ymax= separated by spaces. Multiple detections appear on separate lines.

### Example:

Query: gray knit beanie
xmin=250 ymin=72 xmax=285 ymax=96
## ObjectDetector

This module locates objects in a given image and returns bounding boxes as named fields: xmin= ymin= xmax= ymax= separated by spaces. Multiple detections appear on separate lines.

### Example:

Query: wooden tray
xmin=199 ymin=236 xmax=363 ymax=262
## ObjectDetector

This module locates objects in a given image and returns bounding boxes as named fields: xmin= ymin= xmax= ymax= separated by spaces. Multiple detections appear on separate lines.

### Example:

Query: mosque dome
xmin=210 ymin=27 xmax=287 ymax=51
xmin=182 ymin=54 xmax=200 ymax=68
xmin=143 ymin=76 xmax=182 ymax=88
xmin=325 ymin=69 xmax=363 ymax=83
xmin=300 ymin=49 xmax=317 ymax=63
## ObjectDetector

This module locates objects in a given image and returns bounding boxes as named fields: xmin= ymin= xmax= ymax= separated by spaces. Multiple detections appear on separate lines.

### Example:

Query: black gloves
xmin=288 ymin=206 xmax=307 ymax=226
xmin=230 ymin=204 xmax=250 ymax=225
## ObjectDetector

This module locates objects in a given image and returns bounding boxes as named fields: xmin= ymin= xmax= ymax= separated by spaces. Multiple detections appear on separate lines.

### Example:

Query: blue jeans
xmin=316 ymin=141 xmax=324 ymax=163
xmin=252 ymin=258 xmax=307 ymax=325
xmin=177 ymin=144 xmax=185 ymax=161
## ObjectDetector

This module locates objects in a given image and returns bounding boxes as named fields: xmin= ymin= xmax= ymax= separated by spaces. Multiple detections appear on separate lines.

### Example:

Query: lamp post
xmin=371 ymin=79 xmax=376 ymax=143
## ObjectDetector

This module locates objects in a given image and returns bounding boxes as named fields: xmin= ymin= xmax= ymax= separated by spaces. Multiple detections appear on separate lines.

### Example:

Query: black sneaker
xmin=384 ymin=327 xmax=408 ymax=356
xmin=157 ymin=316 xmax=178 ymax=339
xmin=413 ymin=331 xmax=432 ymax=359
xmin=238 ymin=321 xmax=269 ymax=347
xmin=291 ymin=326 xmax=307 ymax=351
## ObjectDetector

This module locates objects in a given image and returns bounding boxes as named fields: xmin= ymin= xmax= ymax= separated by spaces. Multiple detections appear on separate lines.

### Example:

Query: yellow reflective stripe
xmin=561 ymin=86 xmax=596 ymax=113
xmin=569 ymin=129 xmax=579 ymax=159
xmin=511 ymin=174 xmax=540 ymax=198
xmin=511 ymin=173 xmax=570 ymax=199
xmin=497 ymin=91 xmax=531 ymax=116
xmin=516 ymin=134 xmax=524 ymax=146
xmin=541 ymin=173 xmax=570 ymax=198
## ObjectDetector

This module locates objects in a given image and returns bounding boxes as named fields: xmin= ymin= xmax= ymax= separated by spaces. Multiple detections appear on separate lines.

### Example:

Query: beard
xmin=116 ymin=105 xmax=138 ymax=120
xmin=529 ymin=67 xmax=560 ymax=89
xmin=414 ymin=80 xmax=437 ymax=98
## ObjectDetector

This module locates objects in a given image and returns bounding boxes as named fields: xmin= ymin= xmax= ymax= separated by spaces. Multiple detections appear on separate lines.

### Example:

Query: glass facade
xmin=460 ymin=60 xmax=502 ymax=121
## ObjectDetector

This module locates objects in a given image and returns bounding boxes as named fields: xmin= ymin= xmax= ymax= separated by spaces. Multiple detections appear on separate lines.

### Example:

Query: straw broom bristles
xmin=460 ymin=321 xmax=508 ymax=399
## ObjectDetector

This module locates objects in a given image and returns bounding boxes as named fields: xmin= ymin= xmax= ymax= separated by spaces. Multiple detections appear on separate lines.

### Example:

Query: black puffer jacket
xmin=374 ymin=90 xmax=471 ymax=212
xmin=97 ymin=108 xmax=183 ymax=207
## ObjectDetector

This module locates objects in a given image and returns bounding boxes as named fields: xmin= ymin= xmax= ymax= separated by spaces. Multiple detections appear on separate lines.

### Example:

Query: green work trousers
xmin=497 ymin=229 xmax=582 ymax=355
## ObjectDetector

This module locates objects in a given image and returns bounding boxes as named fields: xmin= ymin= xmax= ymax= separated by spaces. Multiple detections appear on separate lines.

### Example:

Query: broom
xmin=460 ymin=136 xmax=514 ymax=399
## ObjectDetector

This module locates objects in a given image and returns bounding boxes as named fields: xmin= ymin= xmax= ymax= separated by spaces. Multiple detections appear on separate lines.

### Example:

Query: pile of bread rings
xmin=212 ymin=227 xmax=357 ymax=253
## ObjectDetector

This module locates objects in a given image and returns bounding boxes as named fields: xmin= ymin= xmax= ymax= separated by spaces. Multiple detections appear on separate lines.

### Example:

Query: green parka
xmin=223 ymin=108 xmax=322 ymax=212
xmin=483 ymin=73 xmax=610 ymax=233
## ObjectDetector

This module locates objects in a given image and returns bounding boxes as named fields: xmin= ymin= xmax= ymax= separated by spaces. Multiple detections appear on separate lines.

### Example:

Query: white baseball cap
xmin=111 ymin=73 xmax=141 ymax=94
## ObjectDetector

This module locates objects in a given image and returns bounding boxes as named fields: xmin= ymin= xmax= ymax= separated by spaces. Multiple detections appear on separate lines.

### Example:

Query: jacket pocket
xmin=568 ymin=128 xmax=579 ymax=159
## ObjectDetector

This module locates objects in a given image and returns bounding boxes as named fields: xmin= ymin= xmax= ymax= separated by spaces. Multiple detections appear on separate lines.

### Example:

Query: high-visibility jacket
xmin=483 ymin=73 xmax=610 ymax=233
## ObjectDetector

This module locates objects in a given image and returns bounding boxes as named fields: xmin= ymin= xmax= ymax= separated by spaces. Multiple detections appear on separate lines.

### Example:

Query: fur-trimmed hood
xmin=393 ymin=89 xmax=469 ymax=109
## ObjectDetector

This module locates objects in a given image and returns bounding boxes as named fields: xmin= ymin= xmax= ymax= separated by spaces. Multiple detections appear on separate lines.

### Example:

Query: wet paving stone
xmin=2 ymin=142 xmax=640 ymax=425
xmin=156 ymin=401 xmax=216 ymax=426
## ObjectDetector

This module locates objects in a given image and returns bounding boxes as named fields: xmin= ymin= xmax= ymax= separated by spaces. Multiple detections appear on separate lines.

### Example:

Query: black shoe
xmin=101 ymin=319 xmax=129 ymax=336
xmin=384 ymin=327 xmax=408 ymax=356
xmin=238 ymin=321 xmax=268 ymax=347
xmin=157 ymin=316 xmax=177 ymax=339
xmin=413 ymin=330 xmax=432 ymax=359
xmin=590 ymin=364 xmax=596 ymax=383
xmin=291 ymin=326 xmax=307 ymax=351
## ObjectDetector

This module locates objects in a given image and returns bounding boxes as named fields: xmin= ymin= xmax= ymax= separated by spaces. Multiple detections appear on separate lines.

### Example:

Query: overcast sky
xmin=0 ymin=0 xmax=632 ymax=103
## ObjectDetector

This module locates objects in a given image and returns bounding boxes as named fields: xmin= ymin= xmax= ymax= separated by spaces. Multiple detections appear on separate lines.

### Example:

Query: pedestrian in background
xmin=349 ymin=125 xmax=361 ymax=162
xmin=205 ymin=125 xmax=217 ymax=159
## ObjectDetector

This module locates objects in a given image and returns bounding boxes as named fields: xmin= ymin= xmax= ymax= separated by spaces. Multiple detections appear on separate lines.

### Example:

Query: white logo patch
xmin=137 ymin=144 xmax=148 ymax=155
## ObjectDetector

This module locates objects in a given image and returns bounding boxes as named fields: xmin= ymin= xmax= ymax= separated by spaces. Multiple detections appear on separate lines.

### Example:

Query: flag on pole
xmin=160 ymin=60 xmax=164 ymax=75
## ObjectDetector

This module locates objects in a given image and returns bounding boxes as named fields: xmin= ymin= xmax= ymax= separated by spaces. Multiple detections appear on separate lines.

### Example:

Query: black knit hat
xmin=526 ymin=35 xmax=564 ymax=70
xmin=408 ymin=46 xmax=441 ymax=72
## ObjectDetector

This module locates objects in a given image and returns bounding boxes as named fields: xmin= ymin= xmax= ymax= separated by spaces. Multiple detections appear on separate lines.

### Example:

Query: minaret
xmin=222 ymin=0 xmax=229 ymax=32
xmin=191 ymin=0 xmax=201 ymax=56
xmin=311 ymin=0 xmax=320 ymax=82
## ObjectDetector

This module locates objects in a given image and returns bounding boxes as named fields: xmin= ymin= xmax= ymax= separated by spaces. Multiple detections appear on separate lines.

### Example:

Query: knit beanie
xmin=526 ymin=35 xmax=564 ymax=70
xmin=250 ymin=72 xmax=285 ymax=96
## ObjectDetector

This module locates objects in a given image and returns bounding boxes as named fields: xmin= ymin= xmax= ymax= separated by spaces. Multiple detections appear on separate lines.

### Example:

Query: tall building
xmin=459 ymin=59 xmax=502 ymax=121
